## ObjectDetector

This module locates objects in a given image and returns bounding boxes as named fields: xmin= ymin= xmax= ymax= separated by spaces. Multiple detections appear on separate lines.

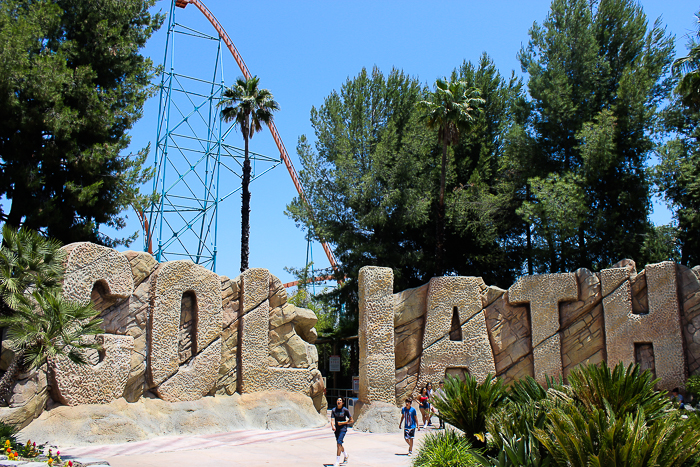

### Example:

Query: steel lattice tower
xmin=145 ymin=0 xmax=280 ymax=271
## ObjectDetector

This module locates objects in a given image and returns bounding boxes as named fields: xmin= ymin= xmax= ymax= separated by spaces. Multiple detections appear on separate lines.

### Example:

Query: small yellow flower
xmin=47 ymin=458 xmax=53 ymax=465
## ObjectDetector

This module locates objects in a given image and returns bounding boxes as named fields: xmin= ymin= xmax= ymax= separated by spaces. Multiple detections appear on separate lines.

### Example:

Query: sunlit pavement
xmin=65 ymin=424 xmax=439 ymax=467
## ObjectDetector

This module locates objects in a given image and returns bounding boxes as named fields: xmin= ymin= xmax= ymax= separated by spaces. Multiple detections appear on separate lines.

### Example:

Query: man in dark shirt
xmin=330 ymin=397 xmax=353 ymax=466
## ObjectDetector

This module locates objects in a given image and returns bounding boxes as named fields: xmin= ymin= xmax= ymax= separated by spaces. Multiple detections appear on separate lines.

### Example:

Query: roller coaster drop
xmin=144 ymin=0 xmax=338 ymax=274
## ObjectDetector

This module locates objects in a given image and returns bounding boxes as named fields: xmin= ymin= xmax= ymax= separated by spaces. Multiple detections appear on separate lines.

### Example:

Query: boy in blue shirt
xmin=399 ymin=398 xmax=418 ymax=456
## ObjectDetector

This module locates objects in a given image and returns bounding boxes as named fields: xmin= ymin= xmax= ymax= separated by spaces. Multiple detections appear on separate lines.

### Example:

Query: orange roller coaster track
xmin=174 ymin=0 xmax=339 ymax=274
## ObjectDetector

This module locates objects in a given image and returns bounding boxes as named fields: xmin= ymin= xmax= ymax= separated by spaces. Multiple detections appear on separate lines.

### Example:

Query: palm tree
xmin=420 ymin=78 xmax=483 ymax=276
xmin=673 ymin=11 xmax=700 ymax=110
xmin=0 ymin=225 xmax=66 ymax=315
xmin=217 ymin=76 xmax=280 ymax=272
xmin=0 ymin=289 xmax=102 ymax=399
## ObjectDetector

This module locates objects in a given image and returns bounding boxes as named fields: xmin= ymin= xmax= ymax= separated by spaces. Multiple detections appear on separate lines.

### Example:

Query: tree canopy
xmin=287 ymin=0 xmax=689 ymax=328
xmin=286 ymin=60 xmax=527 ymax=328
xmin=514 ymin=0 xmax=675 ymax=273
xmin=0 ymin=0 xmax=163 ymax=246
xmin=653 ymin=8 xmax=700 ymax=266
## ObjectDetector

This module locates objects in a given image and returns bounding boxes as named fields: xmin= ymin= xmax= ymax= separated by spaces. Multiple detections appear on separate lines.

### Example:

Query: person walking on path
xmin=330 ymin=397 xmax=353 ymax=466
xmin=418 ymin=387 xmax=430 ymax=429
xmin=434 ymin=381 xmax=445 ymax=429
xmin=399 ymin=398 xmax=419 ymax=456
xmin=426 ymin=382 xmax=434 ymax=426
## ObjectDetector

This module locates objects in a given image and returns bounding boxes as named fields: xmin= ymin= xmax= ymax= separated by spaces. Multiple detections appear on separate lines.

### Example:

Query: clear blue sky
xmin=117 ymin=0 xmax=699 ymax=284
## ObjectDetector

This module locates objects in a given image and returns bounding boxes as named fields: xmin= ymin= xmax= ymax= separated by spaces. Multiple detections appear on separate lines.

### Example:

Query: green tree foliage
xmin=0 ymin=225 xmax=65 ymax=314
xmin=0 ymin=289 xmax=102 ymax=400
xmin=420 ymin=78 xmax=484 ymax=276
xmin=218 ymin=76 xmax=279 ymax=272
xmin=672 ymin=11 xmax=700 ymax=111
xmin=514 ymin=0 xmax=675 ymax=272
xmin=286 ymin=62 xmax=527 ymax=324
xmin=0 ymin=0 xmax=163 ymax=246
xmin=653 ymin=10 xmax=700 ymax=266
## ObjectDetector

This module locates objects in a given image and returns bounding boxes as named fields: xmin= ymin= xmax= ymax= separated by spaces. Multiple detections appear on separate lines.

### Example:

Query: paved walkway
xmin=65 ymin=424 xmax=436 ymax=467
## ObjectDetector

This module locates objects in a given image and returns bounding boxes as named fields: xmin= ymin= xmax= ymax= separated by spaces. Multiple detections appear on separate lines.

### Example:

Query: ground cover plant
xmin=419 ymin=362 xmax=700 ymax=467
xmin=412 ymin=429 xmax=478 ymax=467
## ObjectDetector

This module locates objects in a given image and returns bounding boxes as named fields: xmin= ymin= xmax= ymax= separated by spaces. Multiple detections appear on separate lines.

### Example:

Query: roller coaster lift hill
xmin=144 ymin=0 xmax=339 ymax=280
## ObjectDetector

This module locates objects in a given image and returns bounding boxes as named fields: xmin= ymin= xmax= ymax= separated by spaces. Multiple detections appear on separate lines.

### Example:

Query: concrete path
xmin=64 ymin=424 xmax=438 ymax=467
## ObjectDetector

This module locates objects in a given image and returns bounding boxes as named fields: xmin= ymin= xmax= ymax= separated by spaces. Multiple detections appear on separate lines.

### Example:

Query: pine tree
xmin=0 ymin=0 xmax=163 ymax=246
xmin=516 ymin=0 xmax=674 ymax=272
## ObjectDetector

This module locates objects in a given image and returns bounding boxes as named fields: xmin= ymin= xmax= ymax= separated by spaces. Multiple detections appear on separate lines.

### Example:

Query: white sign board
xmin=329 ymin=355 xmax=341 ymax=372
xmin=352 ymin=376 xmax=360 ymax=393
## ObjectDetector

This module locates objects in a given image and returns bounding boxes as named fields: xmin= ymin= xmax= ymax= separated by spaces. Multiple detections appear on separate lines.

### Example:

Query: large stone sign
xmin=0 ymin=243 xmax=325 ymax=428
xmin=360 ymin=260 xmax=699 ymax=406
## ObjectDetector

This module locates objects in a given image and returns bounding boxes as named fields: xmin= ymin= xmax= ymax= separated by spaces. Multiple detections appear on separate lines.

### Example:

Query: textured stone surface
xmin=508 ymin=273 xmax=577 ymax=383
xmin=636 ymin=343 xmax=656 ymax=376
xmin=149 ymin=261 xmax=222 ymax=401
xmin=123 ymin=251 xmax=158 ymax=287
xmin=394 ymin=284 xmax=428 ymax=370
xmin=50 ymin=334 xmax=133 ymax=406
xmin=603 ymin=262 xmax=685 ymax=389
xmin=353 ymin=401 xmax=402 ymax=433
xmin=418 ymin=276 xmax=495 ymax=391
xmin=384 ymin=260 xmax=694 ymax=403
xmin=215 ymin=275 xmax=240 ymax=395
xmin=678 ymin=265 xmax=700 ymax=375
xmin=239 ymin=269 xmax=314 ymax=396
xmin=62 ymin=243 xmax=134 ymax=305
xmin=484 ymin=291 xmax=531 ymax=382
xmin=358 ymin=267 xmax=396 ymax=405
xmin=20 ymin=391 xmax=326 ymax=447
xmin=395 ymin=357 xmax=420 ymax=406
xmin=559 ymin=268 xmax=605 ymax=378
xmin=0 ymin=366 xmax=48 ymax=430
xmin=293 ymin=307 xmax=318 ymax=345
xmin=155 ymin=340 xmax=222 ymax=402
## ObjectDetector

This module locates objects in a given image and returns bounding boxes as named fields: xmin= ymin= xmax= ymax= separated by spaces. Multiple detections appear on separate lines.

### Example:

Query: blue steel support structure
xmin=146 ymin=1 xmax=280 ymax=271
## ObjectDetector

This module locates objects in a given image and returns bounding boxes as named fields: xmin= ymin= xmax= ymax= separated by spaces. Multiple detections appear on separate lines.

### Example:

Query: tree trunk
xmin=0 ymin=350 xmax=24 ymax=403
xmin=240 ymin=124 xmax=251 ymax=273
xmin=5 ymin=199 xmax=22 ymax=230
xmin=435 ymin=142 xmax=448 ymax=277
xmin=579 ymin=225 xmax=586 ymax=268
xmin=526 ymin=185 xmax=533 ymax=275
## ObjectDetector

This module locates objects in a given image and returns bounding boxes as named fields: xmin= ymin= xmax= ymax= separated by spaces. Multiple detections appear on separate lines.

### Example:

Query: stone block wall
xmin=0 ymin=243 xmax=324 ymax=428
xmin=358 ymin=260 xmax=698 ymax=405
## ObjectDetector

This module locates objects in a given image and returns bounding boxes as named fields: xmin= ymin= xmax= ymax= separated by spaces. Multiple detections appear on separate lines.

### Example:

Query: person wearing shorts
xmin=418 ymin=387 xmax=430 ymax=428
xmin=330 ymin=397 xmax=353 ymax=466
xmin=399 ymin=398 xmax=418 ymax=456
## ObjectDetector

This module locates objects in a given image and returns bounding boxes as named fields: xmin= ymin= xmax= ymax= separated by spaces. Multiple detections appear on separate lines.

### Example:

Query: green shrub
xmin=0 ymin=421 xmax=17 ymax=448
xmin=431 ymin=373 xmax=506 ymax=448
xmin=686 ymin=375 xmax=700 ymax=400
xmin=566 ymin=361 xmax=670 ymax=422
xmin=478 ymin=362 xmax=700 ymax=466
xmin=412 ymin=430 xmax=478 ymax=467
xmin=480 ymin=376 xmax=560 ymax=467
xmin=534 ymin=404 xmax=700 ymax=467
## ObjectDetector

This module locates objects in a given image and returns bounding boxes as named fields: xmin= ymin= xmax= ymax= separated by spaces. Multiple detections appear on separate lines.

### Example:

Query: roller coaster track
xmin=174 ymin=0 xmax=339 ymax=274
